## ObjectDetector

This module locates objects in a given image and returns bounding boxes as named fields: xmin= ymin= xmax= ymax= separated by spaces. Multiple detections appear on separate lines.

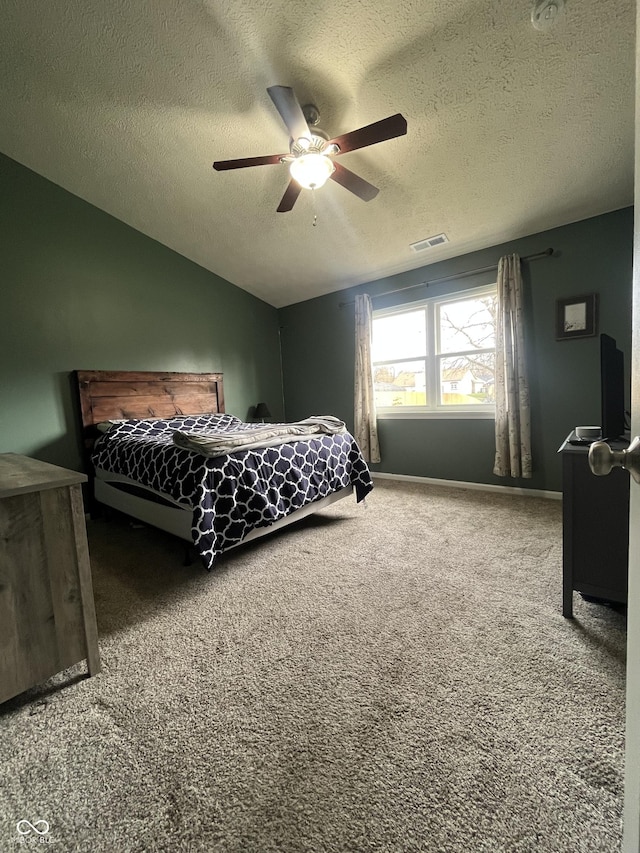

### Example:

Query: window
xmin=372 ymin=285 xmax=496 ymax=416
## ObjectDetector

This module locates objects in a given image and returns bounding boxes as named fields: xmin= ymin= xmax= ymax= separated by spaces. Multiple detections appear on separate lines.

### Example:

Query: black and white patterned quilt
xmin=91 ymin=414 xmax=373 ymax=568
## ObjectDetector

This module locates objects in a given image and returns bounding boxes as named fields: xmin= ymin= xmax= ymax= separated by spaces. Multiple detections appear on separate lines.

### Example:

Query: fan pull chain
xmin=311 ymin=188 xmax=318 ymax=227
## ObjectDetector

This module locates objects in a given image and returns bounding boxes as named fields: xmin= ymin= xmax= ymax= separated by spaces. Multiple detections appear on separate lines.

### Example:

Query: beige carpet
xmin=0 ymin=479 xmax=627 ymax=852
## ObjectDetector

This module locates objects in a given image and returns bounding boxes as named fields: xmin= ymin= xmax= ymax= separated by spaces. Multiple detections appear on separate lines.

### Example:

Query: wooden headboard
xmin=75 ymin=370 xmax=225 ymax=431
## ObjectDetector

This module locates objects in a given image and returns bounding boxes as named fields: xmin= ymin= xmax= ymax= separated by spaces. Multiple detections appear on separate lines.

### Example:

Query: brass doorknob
xmin=589 ymin=436 xmax=640 ymax=483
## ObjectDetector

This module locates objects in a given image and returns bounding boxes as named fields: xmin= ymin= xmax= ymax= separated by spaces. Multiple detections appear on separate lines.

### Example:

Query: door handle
xmin=589 ymin=436 xmax=640 ymax=483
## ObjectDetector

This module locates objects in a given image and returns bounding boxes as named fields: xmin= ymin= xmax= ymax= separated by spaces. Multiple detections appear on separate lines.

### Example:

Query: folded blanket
xmin=172 ymin=415 xmax=347 ymax=458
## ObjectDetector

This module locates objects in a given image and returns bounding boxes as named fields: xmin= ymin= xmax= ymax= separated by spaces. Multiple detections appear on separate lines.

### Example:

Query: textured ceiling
xmin=0 ymin=0 xmax=635 ymax=307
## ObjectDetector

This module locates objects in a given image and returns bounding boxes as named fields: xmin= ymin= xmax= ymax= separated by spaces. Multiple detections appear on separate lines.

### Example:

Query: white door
xmin=624 ymin=380 xmax=640 ymax=847
xmin=623 ymin=8 xmax=640 ymax=847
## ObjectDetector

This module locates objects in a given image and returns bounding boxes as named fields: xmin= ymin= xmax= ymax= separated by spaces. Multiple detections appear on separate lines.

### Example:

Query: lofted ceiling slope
xmin=0 ymin=0 xmax=635 ymax=307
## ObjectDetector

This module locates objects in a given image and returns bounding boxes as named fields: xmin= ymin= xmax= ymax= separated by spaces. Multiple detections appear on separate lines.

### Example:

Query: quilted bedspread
xmin=92 ymin=414 xmax=373 ymax=568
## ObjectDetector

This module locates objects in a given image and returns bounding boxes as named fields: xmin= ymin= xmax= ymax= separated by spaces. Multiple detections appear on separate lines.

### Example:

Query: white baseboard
xmin=371 ymin=471 xmax=562 ymax=500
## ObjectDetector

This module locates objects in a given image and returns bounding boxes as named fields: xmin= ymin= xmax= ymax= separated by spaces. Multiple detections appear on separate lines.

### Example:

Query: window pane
xmin=438 ymin=295 xmax=496 ymax=354
xmin=439 ymin=354 xmax=495 ymax=405
xmin=372 ymin=310 xmax=426 ymax=361
xmin=374 ymin=360 xmax=427 ymax=407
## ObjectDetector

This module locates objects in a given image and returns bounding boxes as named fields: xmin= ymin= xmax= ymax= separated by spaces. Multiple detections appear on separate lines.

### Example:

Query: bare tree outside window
xmin=439 ymin=295 xmax=496 ymax=404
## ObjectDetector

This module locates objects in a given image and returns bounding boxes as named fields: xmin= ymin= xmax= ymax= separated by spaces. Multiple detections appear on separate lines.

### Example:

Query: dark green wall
xmin=0 ymin=153 xmax=283 ymax=472
xmin=0 ymin=150 xmax=632 ymax=494
xmin=279 ymin=208 xmax=633 ymax=493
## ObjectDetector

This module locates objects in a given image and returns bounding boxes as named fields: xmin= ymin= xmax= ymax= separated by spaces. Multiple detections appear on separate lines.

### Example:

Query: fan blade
xmin=328 ymin=113 xmax=407 ymax=155
xmin=267 ymin=85 xmax=311 ymax=142
xmin=276 ymin=180 xmax=302 ymax=213
xmin=213 ymin=154 xmax=287 ymax=171
xmin=330 ymin=162 xmax=379 ymax=202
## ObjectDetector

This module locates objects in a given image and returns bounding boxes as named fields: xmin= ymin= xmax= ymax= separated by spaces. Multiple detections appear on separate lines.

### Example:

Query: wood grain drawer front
xmin=0 ymin=484 xmax=94 ymax=703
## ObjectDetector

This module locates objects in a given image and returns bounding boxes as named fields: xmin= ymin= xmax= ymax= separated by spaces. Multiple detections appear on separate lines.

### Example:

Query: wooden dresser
xmin=0 ymin=454 xmax=101 ymax=703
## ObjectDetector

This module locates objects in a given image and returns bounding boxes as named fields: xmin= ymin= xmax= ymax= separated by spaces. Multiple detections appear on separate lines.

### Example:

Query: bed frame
xmin=75 ymin=370 xmax=352 ymax=557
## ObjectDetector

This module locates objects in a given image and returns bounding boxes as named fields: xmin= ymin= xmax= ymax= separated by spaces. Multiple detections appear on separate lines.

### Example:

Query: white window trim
xmin=376 ymin=409 xmax=496 ymax=420
xmin=373 ymin=283 xmax=497 ymax=419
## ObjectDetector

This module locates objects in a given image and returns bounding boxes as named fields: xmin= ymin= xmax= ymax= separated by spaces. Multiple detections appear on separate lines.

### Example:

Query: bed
xmin=76 ymin=370 xmax=373 ymax=568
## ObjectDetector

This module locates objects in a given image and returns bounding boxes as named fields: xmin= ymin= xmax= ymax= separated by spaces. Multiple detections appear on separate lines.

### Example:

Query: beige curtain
xmin=354 ymin=294 xmax=381 ymax=463
xmin=493 ymin=254 xmax=532 ymax=478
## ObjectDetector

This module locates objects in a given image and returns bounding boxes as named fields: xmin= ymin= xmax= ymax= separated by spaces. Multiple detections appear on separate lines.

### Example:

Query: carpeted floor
xmin=0 ymin=479 xmax=627 ymax=852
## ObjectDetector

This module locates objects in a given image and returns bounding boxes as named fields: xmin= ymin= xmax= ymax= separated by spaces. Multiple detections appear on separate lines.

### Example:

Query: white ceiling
xmin=0 ymin=0 xmax=635 ymax=308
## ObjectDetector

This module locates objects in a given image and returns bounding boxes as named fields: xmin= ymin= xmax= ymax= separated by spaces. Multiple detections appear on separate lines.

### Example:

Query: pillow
xmin=96 ymin=420 xmax=126 ymax=433
xmin=95 ymin=413 xmax=242 ymax=434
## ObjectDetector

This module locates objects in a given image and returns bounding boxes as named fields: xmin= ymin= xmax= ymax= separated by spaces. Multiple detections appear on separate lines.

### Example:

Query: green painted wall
xmin=1 ymin=150 xmax=632 ymax=494
xmin=0 ymin=153 xmax=283 ymax=472
xmin=279 ymin=208 xmax=633 ymax=493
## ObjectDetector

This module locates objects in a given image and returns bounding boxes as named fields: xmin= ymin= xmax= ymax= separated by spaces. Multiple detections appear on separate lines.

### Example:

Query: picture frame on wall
xmin=555 ymin=293 xmax=598 ymax=341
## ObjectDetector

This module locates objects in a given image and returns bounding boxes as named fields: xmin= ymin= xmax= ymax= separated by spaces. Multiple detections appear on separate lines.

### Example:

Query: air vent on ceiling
xmin=410 ymin=233 xmax=449 ymax=253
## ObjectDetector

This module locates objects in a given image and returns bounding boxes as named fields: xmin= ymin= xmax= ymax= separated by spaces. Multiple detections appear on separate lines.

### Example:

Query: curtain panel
xmin=493 ymin=254 xmax=532 ymax=478
xmin=354 ymin=294 xmax=381 ymax=464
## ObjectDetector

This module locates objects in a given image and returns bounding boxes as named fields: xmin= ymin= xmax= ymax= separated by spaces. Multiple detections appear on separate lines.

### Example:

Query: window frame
xmin=372 ymin=283 xmax=497 ymax=419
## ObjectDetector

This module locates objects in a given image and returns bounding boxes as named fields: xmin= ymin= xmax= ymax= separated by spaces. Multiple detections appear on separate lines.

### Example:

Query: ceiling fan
xmin=213 ymin=85 xmax=408 ymax=213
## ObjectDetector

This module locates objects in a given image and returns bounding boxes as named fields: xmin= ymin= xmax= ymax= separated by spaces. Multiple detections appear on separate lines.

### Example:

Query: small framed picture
xmin=555 ymin=293 xmax=598 ymax=340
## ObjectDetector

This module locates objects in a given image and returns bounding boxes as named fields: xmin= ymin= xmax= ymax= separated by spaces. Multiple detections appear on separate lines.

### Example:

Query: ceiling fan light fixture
xmin=213 ymin=85 xmax=407 ymax=211
xmin=289 ymin=153 xmax=335 ymax=189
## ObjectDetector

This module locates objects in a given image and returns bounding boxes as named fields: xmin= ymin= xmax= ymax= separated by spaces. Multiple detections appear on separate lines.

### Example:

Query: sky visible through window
xmin=439 ymin=296 xmax=495 ymax=354
xmin=372 ymin=310 xmax=425 ymax=362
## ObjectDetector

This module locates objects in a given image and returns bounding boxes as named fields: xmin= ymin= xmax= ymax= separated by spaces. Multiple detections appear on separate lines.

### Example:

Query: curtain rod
xmin=338 ymin=247 xmax=554 ymax=307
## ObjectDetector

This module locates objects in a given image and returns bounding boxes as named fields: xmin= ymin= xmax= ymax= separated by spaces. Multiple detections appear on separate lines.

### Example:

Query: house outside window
xmin=372 ymin=285 xmax=497 ymax=418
